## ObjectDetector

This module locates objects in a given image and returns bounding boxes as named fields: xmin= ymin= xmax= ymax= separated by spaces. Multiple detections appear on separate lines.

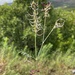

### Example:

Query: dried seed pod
xmin=54 ymin=18 xmax=65 ymax=28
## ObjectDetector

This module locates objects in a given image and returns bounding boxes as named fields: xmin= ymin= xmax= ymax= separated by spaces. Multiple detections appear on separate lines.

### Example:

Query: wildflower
xmin=42 ymin=2 xmax=51 ymax=17
xmin=29 ymin=1 xmax=42 ymax=36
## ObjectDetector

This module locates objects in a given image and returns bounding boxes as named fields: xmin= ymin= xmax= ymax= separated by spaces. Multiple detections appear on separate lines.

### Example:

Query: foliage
xmin=0 ymin=0 xmax=75 ymax=75
xmin=0 ymin=39 xmax=75 ymax=75
xmin=0 ymin=0 xmax=74 ymax=53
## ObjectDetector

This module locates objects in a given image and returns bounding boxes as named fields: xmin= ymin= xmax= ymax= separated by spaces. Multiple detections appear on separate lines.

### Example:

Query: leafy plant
xmin=28 ymin=1 xmax=65 ymax=60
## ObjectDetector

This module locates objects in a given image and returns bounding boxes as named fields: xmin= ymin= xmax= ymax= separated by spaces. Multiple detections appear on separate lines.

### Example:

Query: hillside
xmin=48 ymin=0 xmax=75 ymax=8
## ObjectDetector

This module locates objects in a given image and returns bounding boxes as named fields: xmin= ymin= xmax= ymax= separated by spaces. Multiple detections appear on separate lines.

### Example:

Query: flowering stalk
xmin=30 ymin=1 xmax=42 ymax=58
xmin=28 ymin=1 xmax=65 ymax=60
xmin=40 ymin=2 xmax=51 ymax=50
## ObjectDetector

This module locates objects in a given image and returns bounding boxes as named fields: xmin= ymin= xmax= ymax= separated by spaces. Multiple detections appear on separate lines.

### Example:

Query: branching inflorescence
xmin=29 ymin=1 xmax=42 ymax=36
xmin=28 ymin=1 xmax=65 ymax=59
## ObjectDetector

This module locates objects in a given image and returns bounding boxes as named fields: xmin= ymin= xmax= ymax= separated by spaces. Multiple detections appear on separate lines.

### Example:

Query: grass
xmin=0 ymin=51 xmax=74 ymax=75
xmin=0 ymin=39 xmax=75 ymax=75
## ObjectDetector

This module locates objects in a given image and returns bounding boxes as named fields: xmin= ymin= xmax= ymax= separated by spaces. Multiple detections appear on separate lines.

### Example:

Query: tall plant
xmin=28 ymin=1 xmax=65 ymax=60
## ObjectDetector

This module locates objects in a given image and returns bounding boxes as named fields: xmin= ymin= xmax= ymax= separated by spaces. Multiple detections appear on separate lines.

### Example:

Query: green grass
xmin=0 ymin=40 xmax=75 ymax=75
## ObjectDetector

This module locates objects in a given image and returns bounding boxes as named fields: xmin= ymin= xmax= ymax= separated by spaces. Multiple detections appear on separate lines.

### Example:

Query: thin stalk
xmin=40 ymin=17 xmax=46 ymax=51
xmin=42 ymin=17 xmax=46 ymax=46
xmin=34 ymin=10 xmax=37 ymax=58
xmin=43 ymin=17 xmax=46 ymax=42
xmin=35 ymin=27 xmax=37 ymax=58
xmin=43 ymin=26 xmax=55 ymax=44
xmin=38 ymin=26 xmax=55 ymax=56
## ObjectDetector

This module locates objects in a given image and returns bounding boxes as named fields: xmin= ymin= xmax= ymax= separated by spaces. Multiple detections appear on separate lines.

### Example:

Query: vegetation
xmin=49 ymin=0 xmax=75 ymax=8
xmin=0 ymin=0 xmax=75 ymax=75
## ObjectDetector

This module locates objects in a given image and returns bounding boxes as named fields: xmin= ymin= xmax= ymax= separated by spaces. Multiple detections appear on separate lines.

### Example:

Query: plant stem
xmin=35 ymin=28 xmax=37 ymax=58
xmin=34 ymin=10 xmax=37 ymax=58
xmin=43 ymin=17 xmax=46 ymax=42
xmin=43 ymin=26 xmax=55 ymax=44
xmin=40 ymin=17 xmax=46 ymax=50
xmin=38 ymin=26 xmax=55 ymax=56
xmin=43 ymin=17 xmax=46 ymax=45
